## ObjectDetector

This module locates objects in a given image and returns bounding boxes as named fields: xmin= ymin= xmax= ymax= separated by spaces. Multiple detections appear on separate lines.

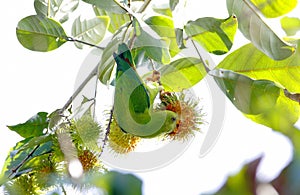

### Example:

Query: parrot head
xmin=142 ymin=110 xmax=178 ymax=138
xmin=164 ymin=110 xmax=178 ymax=132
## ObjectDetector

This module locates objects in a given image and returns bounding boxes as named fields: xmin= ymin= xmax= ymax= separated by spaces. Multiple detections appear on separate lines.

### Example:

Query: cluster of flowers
xmin=108 ymin=90 xmax=204 ymax=154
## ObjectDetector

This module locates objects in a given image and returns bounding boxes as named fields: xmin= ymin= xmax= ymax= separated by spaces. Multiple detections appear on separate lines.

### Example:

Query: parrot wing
xmin=113 ymin=43 xmax=178 ymax=138
xmin=114 ymin=43 xmax=151 ymax=124
xmin=114 ymin=44 xmax=150 ymax=116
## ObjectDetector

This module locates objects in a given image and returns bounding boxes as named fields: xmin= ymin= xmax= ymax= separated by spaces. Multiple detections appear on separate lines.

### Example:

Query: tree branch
xmin=60 ymin=183 xmax=67 ymax=195
xmin=60 ymin=64 xmax=99 ymax=115
xmin=99 ymin=107 xmax=114 ymax=157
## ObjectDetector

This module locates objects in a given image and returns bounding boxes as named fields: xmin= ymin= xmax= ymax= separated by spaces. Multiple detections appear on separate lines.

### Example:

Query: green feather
xmin=113 ymin=43 xmax=177 ymax=138
xmin=113 ymin=45 xmax=150 ymax=118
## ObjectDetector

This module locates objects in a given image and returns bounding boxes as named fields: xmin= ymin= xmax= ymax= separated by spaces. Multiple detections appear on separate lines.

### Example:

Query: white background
xmin=0 ymin=0 xmax=299 ymax=194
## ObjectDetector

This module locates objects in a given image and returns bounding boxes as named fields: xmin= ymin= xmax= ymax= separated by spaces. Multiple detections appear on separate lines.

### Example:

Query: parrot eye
xmin=171 ymin=117 xmax=176 ymax=122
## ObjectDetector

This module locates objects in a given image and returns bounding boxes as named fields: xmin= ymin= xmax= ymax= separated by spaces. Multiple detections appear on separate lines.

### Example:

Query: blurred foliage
xmin=281 ymin=16 xmax=300 ymax=36
xmin=216 ymin=157 xmax=262 ymax=195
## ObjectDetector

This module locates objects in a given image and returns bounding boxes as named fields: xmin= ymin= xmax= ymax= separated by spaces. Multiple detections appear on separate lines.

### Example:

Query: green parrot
xmin=113 ymin=43 xmax=178 ymax=138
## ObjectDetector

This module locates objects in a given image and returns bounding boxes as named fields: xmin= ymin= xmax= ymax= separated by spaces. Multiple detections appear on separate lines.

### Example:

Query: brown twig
xmin=60 ymin=183 xmax=67 ymax=195
xmin=67 ymin=37 xmax=105 ymax=50
xmin=99 ymin=107 xmax=114 ymax=157
xmin=128 ymin=33 xmax=137 ymax=50
xmin=8 ymin=145 xmax=41 ymax=178
xmin=284 ymin=89 xmax=300 ymax=103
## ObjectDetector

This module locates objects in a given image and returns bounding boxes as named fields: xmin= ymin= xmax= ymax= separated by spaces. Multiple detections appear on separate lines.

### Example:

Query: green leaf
xmin=211 ymin=69 xmax=280 ymax=115
xmin=16 ymin=15 xmax=67 ymax=52
xmin=227 ymin=0 xmax=295 ymax=60
xmin=211 ymin=69 xmax=300 ymax=132
xmin=152 ymin=4 xmax=173 ymax=17
xmin=145 ymin=16 xmax=180 ymax=57
xmin=16 ymin=135 xmax=53 ymax=153
xmin=94 ymin=6 xmax=130 ymax=34
xmin=82 ymin=0 xmax=126 ymax=14
xmin=19 ymin=153 xmax=53 ymax=175
xmin=132 ymin=49 xmax=151 ymax=69
xmin=9 ymin=136 xmax=53 ymax=176
xmin=98 ymin=21 xmax=131 ymax=84
xmin=48 ymin=109 xmax=63 ymax=130
xmin=184 ymin=15 xmax=238 ymax=55
xmin=281 ymin=16 xmax=300 ymax=36
xmin=0 ymin=136 xmax=53 ymax=184
xmin=91 ymin=171 xmax=143 ymax=195
xmin=216 ymin=157 xmax=262 ymax=195
xmin=160 ymin=57 xmax=207 ymax=92
xmin=98 ymin=37 xmax=122 ymax=84
xmin=71 ymin=16 xmax=110 ymax=49
xmin=217 ymin=43 xmax=300 ymax=93
xmin=175 ymin=28 xmax=186 ymax=49
xmin=133 ymin=18 xmax=171 ymax=64
xmin=7 ymin=112 xmax=48 ymax=138
xmin=245 ymin=90 xmax=300 ymax=134
xmin=34 ymin=0 xmax=79 ymax=23
xmin=250 ymin=0 xmax=297 ymax=18
xmin=169 ymin=0 xmax=179 ymax=10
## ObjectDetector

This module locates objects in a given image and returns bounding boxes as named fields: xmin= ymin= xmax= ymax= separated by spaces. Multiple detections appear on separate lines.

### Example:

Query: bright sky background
xmin=0 ymin=0 xmax=299 ymax=194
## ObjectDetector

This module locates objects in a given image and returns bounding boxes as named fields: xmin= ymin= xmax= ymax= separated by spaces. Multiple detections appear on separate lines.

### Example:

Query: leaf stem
xmin=284 ymin=89 xmax=300 ymax=103
xmin=60 ymin=64 xmax=99 ymax=114
xmin=67 ymin=37 xmax=105 ymax=50
xmin=128 ymin=33 xmax=137 ymax=49
xmin=91 ymin=66 xmax=100 ymax=118
xmin=150 ymin=59 xmax=156 ymax=70
xmin=47 ymin=0 xmax=51 ymax=17
xmin=191 ymin=40 xmax=211 ymax=73
xmin=138 ymin=0 xmax=152 ymax=13
xmin=114 ymin=0 xmax=131 ymax=13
